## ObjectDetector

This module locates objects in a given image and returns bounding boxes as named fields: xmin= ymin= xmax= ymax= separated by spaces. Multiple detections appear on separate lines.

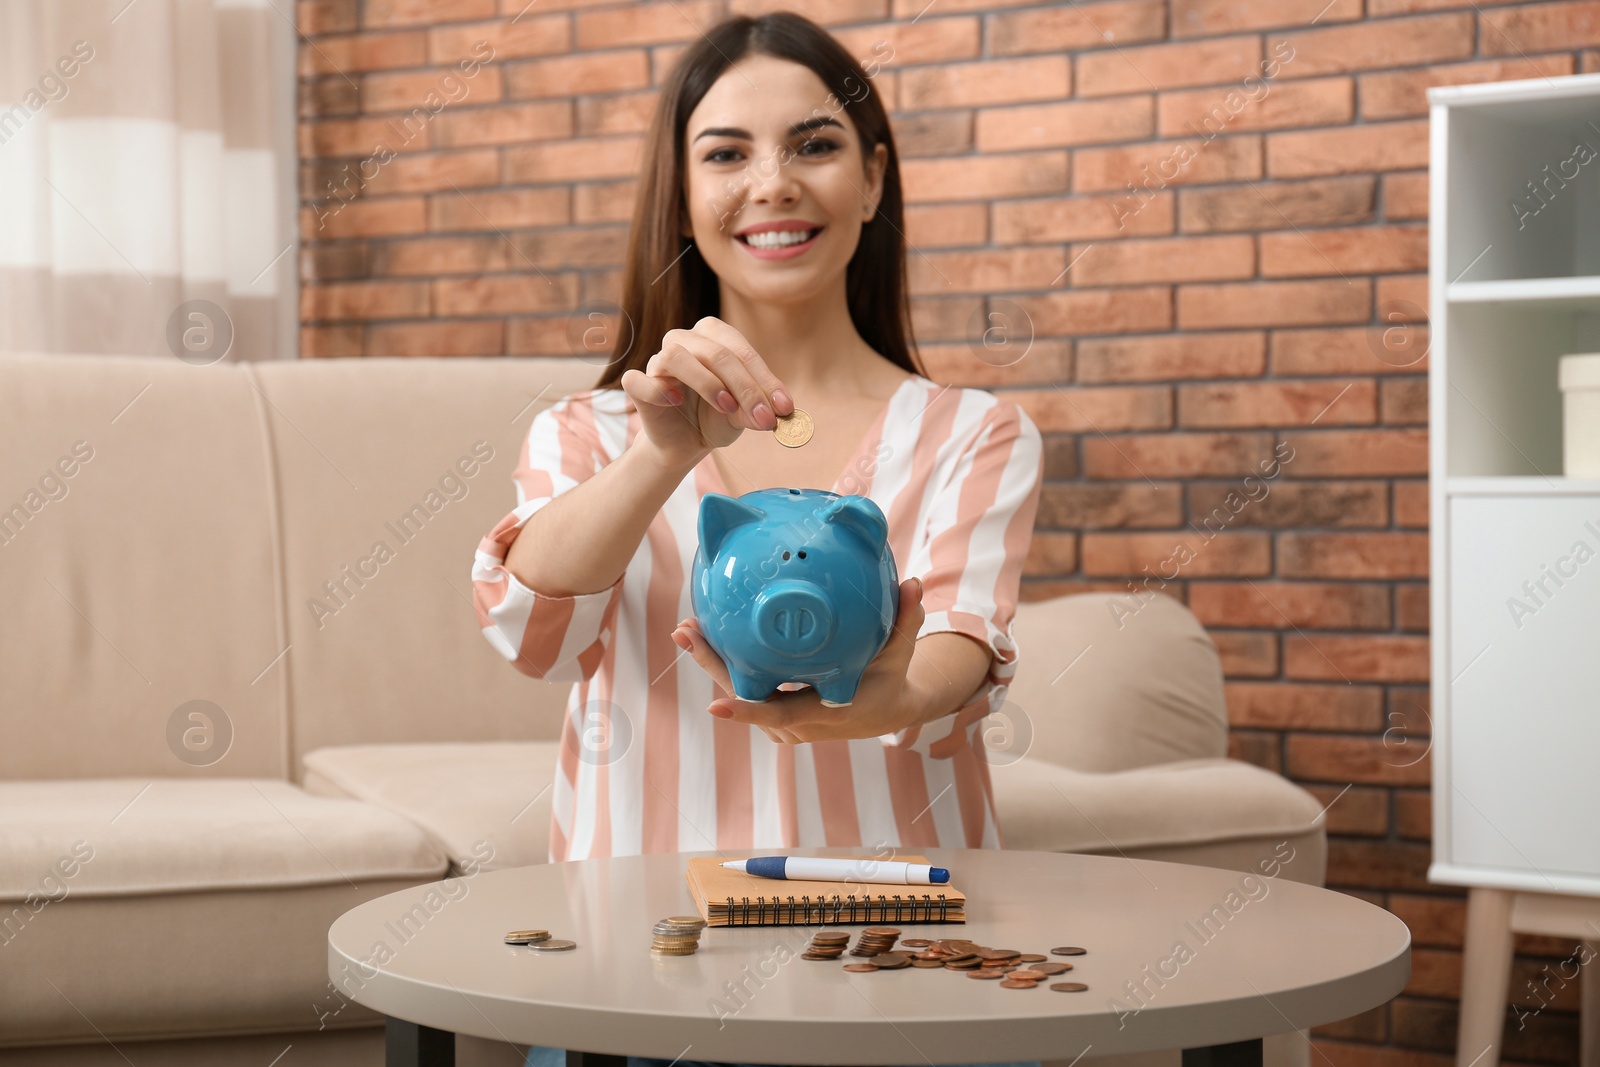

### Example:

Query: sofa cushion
xmin=991 ymin=755 xmax=1326 ymax=855
xmin=304 ymin=742 xmax=558 ymax=871
xmin=0 ymin=779 xmax=447 ymax=900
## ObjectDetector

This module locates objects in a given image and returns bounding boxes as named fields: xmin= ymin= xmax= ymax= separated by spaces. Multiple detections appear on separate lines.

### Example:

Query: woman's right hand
xmin=620 ymin=316 xmax=793 ymax=468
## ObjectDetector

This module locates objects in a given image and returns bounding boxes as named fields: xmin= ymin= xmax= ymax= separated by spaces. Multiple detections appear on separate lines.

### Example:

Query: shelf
xmin=1448 ymin=276 xmax=1600 ymax=308
xmin=1448 ymin=476 xmax=1600 ymax=495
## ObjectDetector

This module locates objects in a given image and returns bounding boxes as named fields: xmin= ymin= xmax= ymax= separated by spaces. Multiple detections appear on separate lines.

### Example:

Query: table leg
xmin=1181 ymin=1039 xmax=1263 ymax=1066
xmin=565 ymin=1053 xmax=628 ymax=1067
xmin=386 ymin=1016 xmax=456 ymax=1067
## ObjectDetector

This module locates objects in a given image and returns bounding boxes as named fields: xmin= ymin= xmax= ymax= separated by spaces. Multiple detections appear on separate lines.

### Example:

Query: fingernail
xmin=772 ymin=388 xmax=792 ymax=415
xmin=753 ymin=402 xmax=773 ymax=429
xmin=716 ymin=389 xmax=738 ymax=413
xmin=672 ymin=629 xmax=692 ymax=652
xmin=665 ymin=387 xmax=684 ymax=405
xmin=912 ymin=576 xmax=923 ymax=597
xmin=708 ymin=703 xmax=734 ymax=719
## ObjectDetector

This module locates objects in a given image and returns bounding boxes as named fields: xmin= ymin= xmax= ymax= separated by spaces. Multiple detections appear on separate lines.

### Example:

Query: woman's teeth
xmin=741 ymin=228 xmax=819 ymax=249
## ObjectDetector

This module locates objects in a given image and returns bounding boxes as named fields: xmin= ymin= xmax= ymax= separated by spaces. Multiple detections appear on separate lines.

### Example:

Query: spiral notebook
xmin=685 ymin=855 xmax=967 ymax=926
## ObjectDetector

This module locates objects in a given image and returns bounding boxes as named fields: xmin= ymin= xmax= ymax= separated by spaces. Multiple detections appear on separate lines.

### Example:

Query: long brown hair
xmin=591 ymin=11 xmax=922 ymax=392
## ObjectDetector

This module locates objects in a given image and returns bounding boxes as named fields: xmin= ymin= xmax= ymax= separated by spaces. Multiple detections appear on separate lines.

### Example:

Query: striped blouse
xmin=471 ymin=373 xmax=1043 ymax=862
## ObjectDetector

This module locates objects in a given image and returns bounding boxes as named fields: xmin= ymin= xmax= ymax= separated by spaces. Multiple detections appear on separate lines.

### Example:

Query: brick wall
xmin=296 ymin=0 xmax=1600 ymax=1059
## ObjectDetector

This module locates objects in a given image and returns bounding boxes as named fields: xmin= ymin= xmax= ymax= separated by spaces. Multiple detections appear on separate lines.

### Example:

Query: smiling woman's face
xmin=681 ymin=53 xmax=887 ymax=307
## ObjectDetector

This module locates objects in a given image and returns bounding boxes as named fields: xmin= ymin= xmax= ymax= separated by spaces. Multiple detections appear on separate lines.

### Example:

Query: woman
xmin=471 ymin=12 xmax=1044 ymax=1067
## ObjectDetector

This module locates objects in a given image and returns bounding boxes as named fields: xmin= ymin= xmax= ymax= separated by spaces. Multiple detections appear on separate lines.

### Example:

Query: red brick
xmin=1279 ymin=532 xmax=1430 ymax=579
xmin=1178 ymin=279 xmax=1371 ymax=330
xmin=1308 ymin=783 xmax=1391 ymax=836
xmin=1376 ymin=274 xmax=1427 ymax=314
xmin=829 ymin=18 xmax=982 ymax=66
xmin=1383 ymin=172 xmax=1429 ymax=221
xmin=1271 ymin=13 xmax=1474 ymax=78
xmin=1272 ymin=326 xmax=1430 ymax=376
xmin=1259 ymin=224 xmax=1429 ymax=277
xmin=1268 ymin=120 xmax=1431 ymax=177
xmin=905 ymin=203 xmax=988 ymax=248
xmin=301 ymin=115 xmax=432 ymax=157
xmin=893 ymin=112 xmax=972 ymax=158
xmin=989 ymin=0 xmax=1166 ymax=55
xmin=301 ymin=31 xmax=430 ymax=77
xmin=993 ymin=192 xmax=1174 ymax=245
xmin=1010 ymin=385 xmax=1174 ymax=433
xmin=1192 ymin=480 xmax=1389 ymax=528
xmin=1179 ymin=380 xmax=1376 ymax=428
xmin=1191 ymin=581 xmax=1391 ymax=630
xmin=903 ymin=152 xmax=1069 ymax=201
xmin=1287 ymin=732 xmax=1431 ymax=782
xmin=1325 ymin=839 xmax=1432 ymax=891
xmin=1482 ymin=1 xmax=1600 ymax=54
xmin=1077 ymin=36 xmax=1262 ymax=98
xmin=1395 ymin=481 xmax=1429 ymax=527
xmin=1397 ymin=584 xmax=1430 ymax=632
xmin=1083 ymin=431 xmax=1276 ymax=479
xmin=1180 ymin=176 xmax=1376 ymax=234
xmin=1173 ymin=0 xmax=1361 ymax=36
xmin=431 ymin=101 xmax=574 ymax=148
xmin=976 ymin=97 xmax=1154 ymax=152
xmin=908 ymin=248 xmax=1068 ymax=295
xmin=302 ymin=280 xmax=431 ymax=321
xmin=301 ymin=324 xmax=363 ymax=357
xmin=1396 ymin=787 xmax=1432 ymax=839
xmin=371 ymin=235 xmax=508 ymax=275
xmin=1229 ymin=731 xmax=1281 ymax=773
xmin=301 ymin=196 xmax=428 ymax=239
xmin=574 ymin=1 xmax=721 ymax=49
xmin=1403 ymin=947 xmax=1460 ymax=999
xmin=505 ymin=51 xmax=651 ymax=98
xmin=504 ymin=136 xmax=643 ymax=183
xmin=362 ymin=67 xmax=504 ymax=113
xmin=432 ymin=274 xmax=578 ymax=316
xmin=507 ymin=316 xmax=576 ymax=357
xmin=299 ymin=0 xmax=356 ymax=35
xmin=427 ymin=14 xmax=569 ymax=62
xmin=1074 ymin=135 xmax=1262 ymax=193
xmin=1224 ymin=681 xmax=1384 ymax=731
xmin=898 ymin=56 xmax=1069 ymax=109
xmin=1081 ymin=532 xmax=1272 ymax=578
xmin=1077 ymin=332 xmax=1264 ymax=383
xmin=1279 ymin=428 xmax=1429 ymax=476
xmin=576 ymin=92 xmax=659 ymax=137
xmin=511 ymin=226 xmax=629 ymax=269
xmin=1212 ymin=631 xmax=1279 ymax=678
xmin=1015 ymin=287 xmax=1173 ymax=336
xmin=364 ymin=0 xmax=495 ymax=28
xmin=1360 ymin=56 xmax=1575 ymax=119
xmin=917 ymin=340 xmax=1073 ymax=388
xmin=333 ymin=149 xmax=500 ymax=197
xmin=1023 ymin=531 xmax=1077 ymax=576
xmin=726 ymin=0 xmax=888 ymax=23
xmin=427 ymin=187 xmax=570 ymax=230
xmin=574 ymin=180 xmax=636 ymax=224
xmin=1381 ymin=378 xmax=1429 ymax=425
xmin=1157 ymin=77 xmax=1353 ymax=137
xmin=1070 ymin=235 xmax=1255 ymax=287
xmin=1387 ymin=893 xmax=1465 ymax=948
xmin=367 ymin=320 xmax=504 ymax=356
xmin=1035 ymin=484 xmax=1184 ymax=529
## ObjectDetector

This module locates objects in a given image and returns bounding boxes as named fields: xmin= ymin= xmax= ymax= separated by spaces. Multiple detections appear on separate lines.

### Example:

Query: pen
xmin=721 ymin=856 xmax=950 ymax=885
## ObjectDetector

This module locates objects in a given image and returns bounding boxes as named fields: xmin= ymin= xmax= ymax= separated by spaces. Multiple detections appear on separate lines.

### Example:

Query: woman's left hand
xmin=670 ymin=576 xmax=927 ymax=744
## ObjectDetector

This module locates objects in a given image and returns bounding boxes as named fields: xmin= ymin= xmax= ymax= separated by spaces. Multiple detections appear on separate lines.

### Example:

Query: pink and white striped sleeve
xmin=471 ymin=395 xmax=624 ymax=684
xmin=880 ymin=397 xmax=1044 ymax=759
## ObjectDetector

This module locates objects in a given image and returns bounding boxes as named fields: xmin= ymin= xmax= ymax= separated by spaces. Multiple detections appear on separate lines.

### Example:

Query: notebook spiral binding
xmin=720 ymin=893 xmax=953 ymax=925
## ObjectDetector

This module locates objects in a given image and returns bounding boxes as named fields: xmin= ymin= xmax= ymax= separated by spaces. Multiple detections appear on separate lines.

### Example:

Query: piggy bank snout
xmin=751 ymin=581 xmax=834 ymax=657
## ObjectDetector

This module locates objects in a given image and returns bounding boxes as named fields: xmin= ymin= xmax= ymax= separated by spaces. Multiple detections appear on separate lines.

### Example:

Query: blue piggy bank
xmin=691 ymin=488 xmax=899 ymax=707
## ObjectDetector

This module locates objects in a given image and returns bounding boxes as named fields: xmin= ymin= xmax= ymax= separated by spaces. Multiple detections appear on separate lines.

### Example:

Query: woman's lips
xmin=735 ymin=226 xmax=824 ymax=260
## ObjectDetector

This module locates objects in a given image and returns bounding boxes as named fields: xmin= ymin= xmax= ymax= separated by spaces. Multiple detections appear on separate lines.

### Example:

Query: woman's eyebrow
xmin=691 ymin=115 xmax=845 ymax=143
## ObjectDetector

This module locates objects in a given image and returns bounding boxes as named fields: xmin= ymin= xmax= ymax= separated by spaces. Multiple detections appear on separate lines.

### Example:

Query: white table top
xmin=327 ymin=846 xmax=1410 ymax=1062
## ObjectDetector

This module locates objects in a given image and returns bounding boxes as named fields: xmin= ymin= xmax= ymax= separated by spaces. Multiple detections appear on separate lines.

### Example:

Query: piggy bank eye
xmin=782 ymin=551 xmax=790 ymax=560
xmin=798 ymin=550 xmax=806 ymax=559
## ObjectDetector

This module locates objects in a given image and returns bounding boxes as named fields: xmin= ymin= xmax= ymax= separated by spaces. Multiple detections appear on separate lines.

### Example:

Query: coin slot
xmin=789 ymin=489 xmax=799 ymax=494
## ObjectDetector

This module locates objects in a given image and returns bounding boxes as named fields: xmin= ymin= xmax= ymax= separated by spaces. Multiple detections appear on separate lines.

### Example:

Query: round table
xmin=327 ymin=846 xmax=1410 ymax=1067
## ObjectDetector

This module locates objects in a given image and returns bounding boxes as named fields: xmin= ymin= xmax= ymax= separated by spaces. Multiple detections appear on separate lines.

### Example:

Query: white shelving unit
xmin=1429 ymin=73 xmax=1600 ymax=1065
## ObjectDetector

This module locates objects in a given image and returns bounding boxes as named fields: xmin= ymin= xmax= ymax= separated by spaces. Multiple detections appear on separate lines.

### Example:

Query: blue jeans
xmin=523 ymin=1046 xmax=1042 ymax=1067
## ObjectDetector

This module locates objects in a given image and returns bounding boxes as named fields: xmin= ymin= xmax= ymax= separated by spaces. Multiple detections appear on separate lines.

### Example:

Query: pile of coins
xmin=651 ymin=915 xmax=708 ymax=956
xmin=504 ymin=929 xmax=576 ymax=952
xmin=806 ymin=929 xmax=1090 ymax=993
xmin=773 ymin=406 xmax=814 ymax=448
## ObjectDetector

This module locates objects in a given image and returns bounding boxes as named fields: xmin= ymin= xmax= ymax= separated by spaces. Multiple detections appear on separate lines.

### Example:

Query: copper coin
xmin=941 ymin=951 xmax=977 ymax=963
xmin=944 ymin=959 xmax=982 ymax=970
xmin=842 ymin=963 xmax=879 ymax=972
xmin=986 ymin=948 xmax=1021 ymax=957
xmin=1007 ymin=969 xmax=1047 ymax=981
xmin=863 ymin=927 xmax=902 ymax=936
xmin=1051 ymin=947 xmax=1087 ymax=956
xmin=1033 ymin=962 xmax=1071 ymax=975
xmin=870 ymin=954 xmax=910 ymax=969
xmin=967 ymin=969 xmax=1005 ymax=979
xmin=900 ymin=938 xmax=934 ymax=948
xmin=527 ymin=939 xmax=577 ymax=951
xmin=999 ymin=979 xmax=1039 ymax=989
xmin=979 ymin=959 xmax=1012 ymax=969
xmin=812 ymin=934 xmax=850 ymax=944
xmin=801 ymin=952 xmax=835 ymax=960
xmin=1018 ymin=954 xmax=1047 ymax=963
xmin=911 ymin=959 xmax=946 ymax=968
xmin=1050 ymin=982 xmax=1089 ymax=992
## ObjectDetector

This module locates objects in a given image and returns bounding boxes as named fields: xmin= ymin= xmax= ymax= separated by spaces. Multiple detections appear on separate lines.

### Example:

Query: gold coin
xmin=665 ymin=916 xmax=707 ymax=927
xmin=773 ymin=407 xmax=814 ymax=448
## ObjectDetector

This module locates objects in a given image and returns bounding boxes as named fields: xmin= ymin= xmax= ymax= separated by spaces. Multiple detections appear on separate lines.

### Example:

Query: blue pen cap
xmin=930 ymin=867 xmax=949 ymax=884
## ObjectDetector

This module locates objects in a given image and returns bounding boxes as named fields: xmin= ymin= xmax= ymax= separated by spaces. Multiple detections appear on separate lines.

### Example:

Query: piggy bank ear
xmin=820 ymin=495 xmax=888 ymax=549
xmin=699 ymin=493 xmax=765 ymax=557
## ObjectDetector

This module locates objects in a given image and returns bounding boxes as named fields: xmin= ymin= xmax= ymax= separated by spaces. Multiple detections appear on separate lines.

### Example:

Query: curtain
xmin=0 ymin=0 xmax=296 ymax=360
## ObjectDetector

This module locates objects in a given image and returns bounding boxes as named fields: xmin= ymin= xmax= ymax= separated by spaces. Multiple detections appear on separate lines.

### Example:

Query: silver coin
xmin=526 ymin=938 xmax=577 ymax=951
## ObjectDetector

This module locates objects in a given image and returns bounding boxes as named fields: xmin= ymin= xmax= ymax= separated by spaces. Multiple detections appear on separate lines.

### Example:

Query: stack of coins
xmin=849 ymin=926 xmax=902 ymax=957
xmin=505 ymin=929 xmax=577 ymax=951
xmin=651 ymin=915 xmax=707 ymax=956
xmin=801 ymin=930 xmax=851 ymax=960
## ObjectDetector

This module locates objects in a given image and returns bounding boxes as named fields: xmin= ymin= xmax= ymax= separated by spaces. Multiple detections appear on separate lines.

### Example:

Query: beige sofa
xmin=0 ymin=354 xmax=1327 ymax=1066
